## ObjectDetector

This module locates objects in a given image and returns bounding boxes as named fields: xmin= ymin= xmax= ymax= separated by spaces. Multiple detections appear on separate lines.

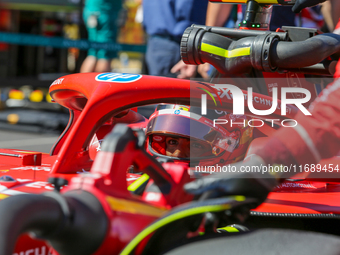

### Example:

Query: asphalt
xmin=0 ymin=105 xmax=156 ymax=154
xmin=0 ymin=129 xmax=59 ymax=153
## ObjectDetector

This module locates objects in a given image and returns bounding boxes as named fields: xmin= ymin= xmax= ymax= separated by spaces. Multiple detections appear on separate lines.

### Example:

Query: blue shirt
xmin=143 ymin=0 xmax=208 ymax=41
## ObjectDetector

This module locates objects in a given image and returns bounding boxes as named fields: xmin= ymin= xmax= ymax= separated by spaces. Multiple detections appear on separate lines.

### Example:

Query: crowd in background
xmin=79 ymin=0 xmax=340 ymax=77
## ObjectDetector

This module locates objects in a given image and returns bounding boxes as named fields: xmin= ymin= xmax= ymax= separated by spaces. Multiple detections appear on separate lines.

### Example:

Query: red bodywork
xmin=0 ymin=72 xmax=338 ymax=254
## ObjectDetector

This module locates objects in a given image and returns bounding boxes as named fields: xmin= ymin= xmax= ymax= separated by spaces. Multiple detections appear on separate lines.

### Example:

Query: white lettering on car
xmin=11 ymin=167 xmax=51 ymax=172
xmin=12 ymin=246 xmax=51 ymax=255
xmin=51 ymin=78 xmax=64 ymax=86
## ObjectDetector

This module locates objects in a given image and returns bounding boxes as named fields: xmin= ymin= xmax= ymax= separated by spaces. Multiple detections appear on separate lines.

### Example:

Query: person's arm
xmin=196 ymin=2 xmax=234 ymax=79
xmin=330 ymin=0 xmax=340 ymax=31
xmin=171 ymin=60 xmax=197 ymax=79
xmin=171 ymin=0 xmax=207 ymax=79
xmin=205 ymin=2 xmax=233 ymax=27
xmin=321 ymin=1 xmax=334 ymax=31
xmin=172 ymin=2 xmax=234 ymax=79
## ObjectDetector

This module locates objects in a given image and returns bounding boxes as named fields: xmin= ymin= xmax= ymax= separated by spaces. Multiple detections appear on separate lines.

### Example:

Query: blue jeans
xmin=145 ymin=36 xmax=181 ymax=77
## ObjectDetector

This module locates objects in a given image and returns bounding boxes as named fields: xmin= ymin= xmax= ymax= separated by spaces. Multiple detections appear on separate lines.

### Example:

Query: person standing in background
xmin=196 ymin=2 xmax=238 ymax=79
xmin=80 ymin=0 xmax=123 ymax=73
xmin=142 ymin=0 xmax=208 ymax=78
xmin=322 ymin=0 xmax=340 ymax=33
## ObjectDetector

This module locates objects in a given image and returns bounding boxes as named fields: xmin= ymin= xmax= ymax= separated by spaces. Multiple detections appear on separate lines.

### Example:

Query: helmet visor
xmin=147 ymin=114 xmax=210 ymax=141
xmin=146 ymin=110 xmax=239 ymax=159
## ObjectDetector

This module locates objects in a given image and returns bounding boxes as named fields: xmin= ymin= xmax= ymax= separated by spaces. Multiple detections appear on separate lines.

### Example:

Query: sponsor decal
xmin=277 ymin=182 xmax=317 ymax=189
xmin=13 ymin=246 xmax=52 ymax=255
xmin=174 ymin=110 xmax=180 ymax=115
xmin=11 ymin=166 xmax=50 ymax=172
xmin=173 ymin=105 xmax=190 ymax=111
xmin=95 ymin=73 xmax=142 ymax=83
xmin=267 ymin=82 xmax=278 ymax=93
xmin=25 ymin=181 xmax=55 ymax=190
xmin=153 ymin=135 xmax=164 ymax=142
xmin=90 ymin=139 xmax=104 ymax=152
xmin=51 ymin=78 xmax=64 ymax=86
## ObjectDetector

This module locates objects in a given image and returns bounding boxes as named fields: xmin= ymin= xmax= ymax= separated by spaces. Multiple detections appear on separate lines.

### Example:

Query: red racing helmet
xmin=145 ymin=104 xmax=254 ymax=167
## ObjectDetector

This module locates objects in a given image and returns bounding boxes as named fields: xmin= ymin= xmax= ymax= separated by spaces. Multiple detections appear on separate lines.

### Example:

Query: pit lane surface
xmin=0 ymin=106 xmax=155 ymax=154
xmin=0 ymin=130 xmax=59 ymax=153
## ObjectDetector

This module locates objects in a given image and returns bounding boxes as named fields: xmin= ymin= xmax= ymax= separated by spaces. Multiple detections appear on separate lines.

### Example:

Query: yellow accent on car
xmin=218 ymin=226 xmax=240 ymax=232
xmin=128 ymin=174 xmax=149 ymax=192
xmin=120 ymin=203 xmax=232 ymax=255
xmin=106 ymin=196 xmax=166 ymax=217
xmin=201 ymin=43 xmax=251 ymax=59
xmin=0 ymin=194 xmax=9 ymax=200
xmin=232 ymin=195 xmax=246 ymax=202
xmin=14 ymin=150 xmax=38 ymax=154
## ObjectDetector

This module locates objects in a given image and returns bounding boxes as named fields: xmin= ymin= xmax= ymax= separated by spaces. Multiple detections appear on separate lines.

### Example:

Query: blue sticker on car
xmin=174 ymin=110 xmax=180 ymax=115
xmin=95 ymin=73 xmax=142 ymax=83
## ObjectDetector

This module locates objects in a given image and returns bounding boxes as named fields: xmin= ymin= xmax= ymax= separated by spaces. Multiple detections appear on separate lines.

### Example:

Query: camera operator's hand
xmin=292 ymin=0 xmax=326 ymax=13
xmin=185 ymin=156 xmax=279 ymax=205
xmin=171 ymin=60 xmax=197 ymax=79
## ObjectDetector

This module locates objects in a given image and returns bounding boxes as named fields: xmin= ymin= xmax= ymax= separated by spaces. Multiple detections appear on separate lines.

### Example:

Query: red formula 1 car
xmin=0 ymin=72 xmax=258 ymax=252
xmin=0 ymin=71 xmax=297 ymax=253
xmin=2 ymin=0 xmax=340 ymax=254
xmin=0 ymin=71 xmax=338 ymax=255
